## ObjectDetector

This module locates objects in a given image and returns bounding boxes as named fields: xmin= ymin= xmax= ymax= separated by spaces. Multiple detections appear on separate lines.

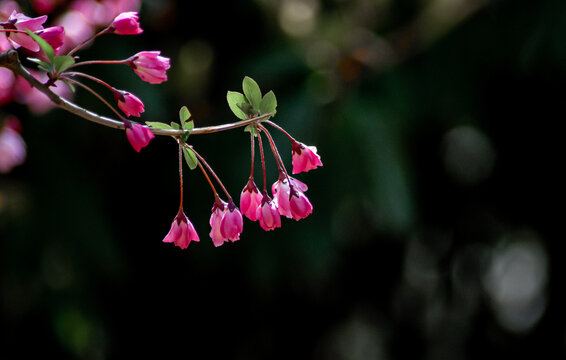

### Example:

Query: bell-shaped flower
xmin=162 ymin=210 xmax=200 ymax=249
xmin=220 ymin=201 xmax=243 ymax=241
xmin=128 ymin=51 xmax=170 ymax=84
xmin=114 ymin=89 xmax=144 ymax=117
xmin=4 ymin=11 xmax=47 ymax=52
xmin=272 ymin=176 xmax=308 ymax=218
xmin=292 ymin=141 xmax=322 ymax=174
xmin=124 ymin=121 xmax=154 ymax=152
xmin=209 ymin=199 xmax=228 ymax=247
xmin=110 ymin=11 xmax=143 ymax=35
xmin=240 ymin=179 xmax=263 ymax=221
xmin=289 ymin=188 xmax=313 ymax=220
xmin=256 ymin=195 xmax=281 ymax=231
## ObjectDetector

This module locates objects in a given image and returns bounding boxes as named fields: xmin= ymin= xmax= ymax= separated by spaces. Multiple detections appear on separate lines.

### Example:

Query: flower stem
xmin=66 ymin=59 xmax=129 ymax=71
xmin=63 ymin=77 xmax=125 ymax=120
xmin=185 ymin=145 xmax=232 ymax=202
xmin=64 ymin=71 xmax=115 ymax=92
xmin=67 ymin=27 xmax=112 ymax=57
xmin=263 ymin=120 xmax=296 ymax=143
xmin=249 ymin=131 xmax=255 ymax=180
xmin=178 ymin=142 xmax=184 ymax=211
xmin=257 ymin=123 xmax=290 ymax=182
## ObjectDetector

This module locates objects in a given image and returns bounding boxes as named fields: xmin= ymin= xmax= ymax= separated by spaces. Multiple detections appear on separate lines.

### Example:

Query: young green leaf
xmin=244 ymin=124 xmax=258 ymax=137
xmin=24 ymin=29 xmax=54 ymax=64
xmin=27 ymin=57 xmax=52 ymax=73
xmin=61 ymin=79 xmax=76 ymax=93
xmin=183 ymin=147 xmax=198 ymax=170
xmin=260 ymin=90 xmax=277 ymax=116
xmin=237 ymin=102 xmax=254 ymax=116
xmin=179 ymin=106 xmax=191 ymax=122
xmin=146 ymin=122 xmax=173 ymax=130
xmin=53 ymin=55 xmax=75 ymax=73
xmin=171 ymin=122 xmax=181 ymax=130
xmin=242 ymin=76 xmax=261 ymax=109
xmin=185 ymin=120 xmax=194 ymax=130
xmin=180 ymin=131 xmax=190 ymax=143
xmin=227 ymin=91 xmax=248 ymax=120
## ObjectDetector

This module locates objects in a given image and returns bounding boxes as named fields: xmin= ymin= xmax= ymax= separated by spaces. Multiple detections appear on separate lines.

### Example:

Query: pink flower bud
xmin=240 ymin=180 xmax=263 ymax=221
xmin=209 ymin=199 xmax=228 ymax=247
xmin=114 ymin=89 xmax=144 ymax=117
xmin=111 ymin=11 xmax=143 ymax=35
xmin=292 ymin=141 xmax=322 ymax=174
xmin=289 ymin=189 xmax=313 ymax=220
xmin=163 ymin=211 xmax=200 ymax=250
xmin=220 ymin=201 xmax=243 ymax=241
xmin=272 ymin=176 xmax=308 ymax=218
xmin=38 ymin=26 xmax=65 ymax=54
xmin=6 ymin=11 xmax=47 ymax=52
xmin=124 ymin=121 xmax=154 ymax=152
xmin=129 ymin=51 xmax=170 ymax=84
xmin=256 ymin=196 xmax=281 ymax=231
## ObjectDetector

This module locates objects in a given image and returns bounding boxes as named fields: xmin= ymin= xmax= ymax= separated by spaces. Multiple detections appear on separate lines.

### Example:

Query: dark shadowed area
xmin=2 ymin=0 xmax=565 ymax=358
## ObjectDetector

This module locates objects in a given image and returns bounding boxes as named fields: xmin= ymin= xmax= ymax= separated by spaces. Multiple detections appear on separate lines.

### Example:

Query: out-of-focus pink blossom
xmin=0 ymin=68 xmax=15 ymax=105
xmin=289 ymin=189 xmax=313 ymax=220
xmin=111 ymin=11 xmax=142 ymax=35
xmin=114 ymin=89 xmax=144 ymax=117
xmin=162 ymin=211 xmax=200 ymax=249
xmin=272 ymin=176 xmax=308 ymax=218
xmin=0 ymin=116 xmax=26 ymax=174
xmin=256 ymin=196 xmax=281 ymax=231
xmin=31 ymin=0 xmax=60 ymax=14
xmin=240 ymin=179 xmax=263 ymax=221
xmin=129 ymin=51 xmax=170 ymax=84
xmin=124 ymin=121 xmax=154 ymax=152
xmin=5 ymin=11 xmax=47 ymax=52
xmin=54 ymin=11 xmax=94 ymax=53
xmin=13 ymin=70 xmax=73 ymax=114
xmin=292 ymin=141 xmax=322 ymax=174
xmin=70 ymin=0 xmax=140 ymax=26
xmin=0 ymin=1 xmax=19 ymax=21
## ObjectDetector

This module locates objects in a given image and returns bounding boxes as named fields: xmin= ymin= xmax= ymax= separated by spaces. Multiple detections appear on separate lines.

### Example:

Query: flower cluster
xmin=0 ymin=2 xmax=169 ymax=154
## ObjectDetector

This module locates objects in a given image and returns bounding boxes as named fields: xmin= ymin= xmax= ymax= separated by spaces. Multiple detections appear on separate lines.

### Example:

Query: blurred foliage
xmin=2 ymin=0 xmax=565 ymax=358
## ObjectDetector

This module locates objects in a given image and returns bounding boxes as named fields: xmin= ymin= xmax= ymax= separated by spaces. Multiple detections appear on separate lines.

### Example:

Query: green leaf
xmin=171 ymin=122 xmax=181 ymax=130
xmin=242 ymin=76 xmax=261 ymax=109
xmin=61 ymin=79 xmax=75 ymax=93
xmin=237 ymin=102 xmax=254 ymax=115
xmin=179 ymin=106 xmax=191 ymax=122
xmin=27 ymin=57 xmax=52 ymax=73
xmin=185 ymin=120 xmax=194 ymax=130
xmin=146 ymin=122 xmax=173 ymax=130
xmin=244 ymin=124 xmax=258 ymax=137
xmin=25 ymin=29 xmax=54 ymax=64
xmin=53 ymin=56 xmax=75 ymax=73
xmin=182 ymin=147 xmax=198 ymax=170
xmin=260 ymin=90 xmax=277 ymax=116
xmin=227 ymin=91 xmax=248 ymax=120
xmin=180 ymin=131 xmax=190 ymax=143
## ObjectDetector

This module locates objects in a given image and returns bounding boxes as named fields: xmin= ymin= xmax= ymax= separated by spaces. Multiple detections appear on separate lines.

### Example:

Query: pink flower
xmin=256 ymin=196 xmax=281 ymax=231
xmin=240 ymin=179 xmax=263 ymax=221
xmin=38 ymin=26 xmax=65 ymax=54
xmin=5 ymin=11 xmax=47 ymax=52
xmin=114 ymin=89 xmax=144 ymax=117
xmin=209 ymin=199 xmax=243 ymax=246
xmin=110 ymin=11 xmax=142 ymax=35
xmin=162 ymin=211 xmax=199 ymax=250
xmin=0 ymin=116 xmax=26 ymax=174
xmin=124 ymin=121 xmax=154 ymax=152
xmin=0 ymin=68 xmax=15 ymax=105
xmin=272 ymin=176 xmax=308 ymax=218
xmin=292 ymin=141 xmax=322 ymax=174
xmin=289 ymin=188 xmax=313 ymax=220
xmin=129 ymin=51 xmax=170 ymax=84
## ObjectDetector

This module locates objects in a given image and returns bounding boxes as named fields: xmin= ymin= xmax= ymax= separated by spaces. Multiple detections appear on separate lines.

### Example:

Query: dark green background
xmin=2 ymin=0 xmax=565 ymax=358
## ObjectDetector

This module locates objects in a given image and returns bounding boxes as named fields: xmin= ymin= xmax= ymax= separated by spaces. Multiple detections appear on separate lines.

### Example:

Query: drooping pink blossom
xmin=4 ymin=11 xmax=47 ymax=52
xmin=240 ymin=179 xmax=263 ymax=221
xmin=220 ymin=201 xmax=243 ymax=241
xmin=129 ymin=51 xmax=170 ymax=84
xmin=289 ymin=188 xmax=313 ymax=220
xmin=0 ymin=116 xmax=26 ymax=174
xmin=256 ymin=196 xmax=281 ymax=231
xmin=209 ymin=199 xmax=228 ymax=247
xmin=124 ymin=121 xmax=154 ymax=152
xmin=272 ymin=176 xmax=308 ymax=218
xmin=292 ymin=141 xmax=322 ymax=174
xmin=114 ymin=89 xmax=144 ymax=117
xmin=110 ymin=11 xmax=142 ymax=35
xmin=162 ymin=211 xmax=200 ymax=249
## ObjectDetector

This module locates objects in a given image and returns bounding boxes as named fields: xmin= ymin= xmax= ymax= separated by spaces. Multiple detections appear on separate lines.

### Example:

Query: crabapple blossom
xmin=37 ymin=25 xmax=65 ymax=54
xmin=162 ymin=211 xmax=200 ymax=249
xmin=0 ymin=116 xmax=26 ymax=173
xmin=220 ymin=201 xmax=244 ymax=241
xmin=240 ymin=179 xmax=263 ymax=221
xmin=124 ymin=121 xmax=154 ymax=152
xmin=292 ymin=141 xmax=322 ymax=174
xmin=110 ymin=11 xmax=142 ymax=35
xmin=209 ymin=199 xmax=228 ymax=247
xmin=272 ymin=176 xmax=308 ymax=218
xmin=129 ymin=51 xmax=170 ymax=84
xmin=289 ymin=188 xmax=313 ymax=220
xmin=114 ymin=89 xmax=144 ymax=117
xmin=256 ymin=196 xmax=281 ymax=231
xmin=5 ymin=11 xmax=47 ymax=52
